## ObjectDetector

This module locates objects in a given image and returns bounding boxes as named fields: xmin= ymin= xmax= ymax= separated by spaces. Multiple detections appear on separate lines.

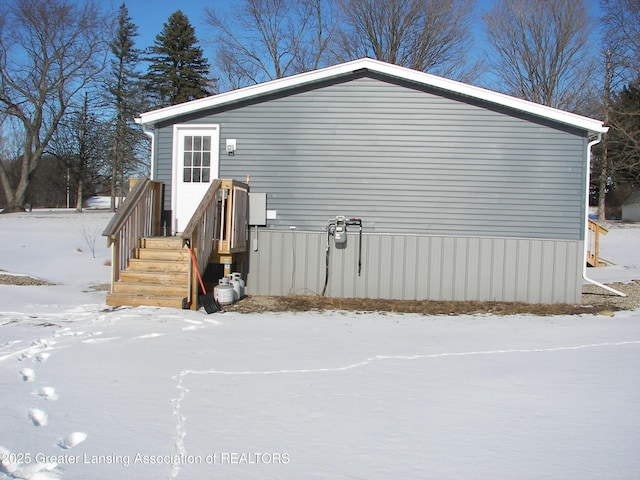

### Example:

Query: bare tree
xmin=601 ymin=0 xmax=640 ymax=89
xmin=25 ymin=155 xmax=68 ymax=208
xmin=0 ymin=122 xmax=22 ymax=209
xmin=483 ymin=0 xmax=595 ymax=112
xmin=48 ymin=92 xmax=110 ymax=212
xmin=594 ymin=0 xmax=640 ymax=219
xmin=0 ymin=0 xmax=109 ymax=213
xmin=609 ymin=83 xmax=640 ymax=181
xmin=594 ymin=49 xmax=616 ymax=220
xmin=204 ymin=0 xmax=335 ymax=90
xmin=331 ymin=0 xmax=479 ymax=81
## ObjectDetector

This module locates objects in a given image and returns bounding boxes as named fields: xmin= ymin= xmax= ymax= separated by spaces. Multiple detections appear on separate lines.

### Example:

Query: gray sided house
xmin=136 ymin=58 xmax=608 ymax=305
xmin=622 ymin=191 xmax=640 ymax=222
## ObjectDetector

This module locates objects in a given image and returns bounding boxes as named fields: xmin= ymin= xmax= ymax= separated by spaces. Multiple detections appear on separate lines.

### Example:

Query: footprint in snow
xmin=36 ymin=387 xmax=58 ymax=401
xmin=28 ymin=408 xmax=48 ymax=427
xmin=17 ymin=350 xmax=36 ymax=362
xmin=20 ymin=368 xmax=35 ymax=382
xmin=0 ymin=445 xmax=18 ymax=475
xmin=57 ymin=432 xmax=87 ymax=449
xmin=34 ymin=352 xmax=50 ymax=363
xmin=52 ymin=327 xmax=72 ymax=338
xmin=12 ymin=461 xmax=58 ymax=480
xmin=16 ymin=340 xmax=55 ymax=362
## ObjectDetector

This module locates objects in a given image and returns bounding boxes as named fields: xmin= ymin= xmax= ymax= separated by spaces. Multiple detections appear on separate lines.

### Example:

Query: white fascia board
xmin=136 ymin=60 xmax=370 ymax=126
xmin=137 ymin=58 xmax=607 ymax=134
xmin=370 ymin=60 xmax=607 ymax=134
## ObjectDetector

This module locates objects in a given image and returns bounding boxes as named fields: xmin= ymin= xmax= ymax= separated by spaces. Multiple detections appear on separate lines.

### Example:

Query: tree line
xmin=0 ymin=0 xmax=638 ymax=218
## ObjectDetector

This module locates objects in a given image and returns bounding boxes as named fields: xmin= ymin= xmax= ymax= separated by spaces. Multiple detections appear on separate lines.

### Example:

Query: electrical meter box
xmin=249 ymin=192 xmax=267 ymax=226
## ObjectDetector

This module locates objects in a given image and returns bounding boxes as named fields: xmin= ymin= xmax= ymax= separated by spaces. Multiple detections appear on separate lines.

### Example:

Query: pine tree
xmin=146 ymin=10 xmax=211 ymax=107
xmin=107 ymin=2 xmax=147 ymax=210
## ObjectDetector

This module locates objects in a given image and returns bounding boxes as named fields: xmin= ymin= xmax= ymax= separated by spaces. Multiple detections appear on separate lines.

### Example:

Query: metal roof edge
xmin=137 ymin=58 xmax=607 ymax=134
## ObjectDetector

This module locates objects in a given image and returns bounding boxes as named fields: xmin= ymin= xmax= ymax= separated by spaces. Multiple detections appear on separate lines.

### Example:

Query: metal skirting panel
xmin=246 ymin=229 xmax=584 ymax=304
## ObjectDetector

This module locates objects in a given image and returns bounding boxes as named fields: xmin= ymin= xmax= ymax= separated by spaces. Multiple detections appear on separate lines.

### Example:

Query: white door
xmin=173 ymin=125 xmax=220 ymax=232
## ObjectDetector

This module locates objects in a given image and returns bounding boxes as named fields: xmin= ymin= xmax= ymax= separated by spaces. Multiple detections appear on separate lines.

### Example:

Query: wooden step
xmin=120 ymin=270 xmax=189 ymax=284
xmin=112 ymin=281 xmax=189 ymax=297
xmin=106 ymin=292 xmax=188 ymax=309
xmin=110 ymin=236 xmax=192 ymax=309
xmin=141 ymin=237 xmax=184 ymax=250
xmin=135 ymin=248 xmax=190 ymax=261
xmin=127 ymin=258 xmax=189 ymax=273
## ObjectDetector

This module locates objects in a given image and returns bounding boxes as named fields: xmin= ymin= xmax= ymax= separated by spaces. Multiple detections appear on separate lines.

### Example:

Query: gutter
xmin=583 ymin=133 xmax=626 ymax=297
xmin=137 ymin=118 xmax=156 ymax=181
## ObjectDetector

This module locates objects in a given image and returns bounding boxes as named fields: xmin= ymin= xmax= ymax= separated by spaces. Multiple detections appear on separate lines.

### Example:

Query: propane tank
xmin=229 ymin=272 xmax=245 ymax=300
xmin=214 ymin=277 xmax=235 ymax=305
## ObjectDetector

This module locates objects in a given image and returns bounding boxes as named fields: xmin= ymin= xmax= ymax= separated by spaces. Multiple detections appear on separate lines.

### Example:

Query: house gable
xmin=138 ymin=58 xmax=606 ymax=136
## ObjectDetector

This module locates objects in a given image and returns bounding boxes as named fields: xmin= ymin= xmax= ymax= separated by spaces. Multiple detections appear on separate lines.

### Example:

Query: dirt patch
xmin=85 ymin=283 xmax=111 ymax=292
xmin=1 ymin=270 xmax=637 ymax=316
xmin=223 ymin=280 xmax=640 ymax=316
xmin=0 ymin=274 xmax=54 ymax=286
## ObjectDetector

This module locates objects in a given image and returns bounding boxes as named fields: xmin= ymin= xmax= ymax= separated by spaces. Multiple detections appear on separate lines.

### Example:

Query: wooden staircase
xmin=103 ymin=178 xmax=249 ymax=310
xmin=106 ymin=237 xmax=191 ymax=309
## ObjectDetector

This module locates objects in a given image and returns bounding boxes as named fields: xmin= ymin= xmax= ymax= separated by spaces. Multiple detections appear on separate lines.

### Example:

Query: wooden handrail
xmin=587 ymin=219 xmax=608 ymax=267
xmin=181 ymin=179 xmax=223 ymax=241
xmin=102 ymin=178 xmax=163 ymax=290
xmin=180 ymin=179 xmax=249 ymax=309
xmin=180 ymin=179 xmax=223 ymax=302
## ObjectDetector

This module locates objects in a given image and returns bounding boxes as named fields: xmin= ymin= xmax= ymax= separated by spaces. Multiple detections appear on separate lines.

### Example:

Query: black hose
xmin=321 ymin=229 xmax=331 ymax=296
xmin=357 ymin=222 xmax=362 ymax=276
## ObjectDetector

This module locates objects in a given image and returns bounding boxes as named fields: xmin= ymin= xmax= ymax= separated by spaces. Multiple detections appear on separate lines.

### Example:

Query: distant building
xmin=622 ymin=191 xmax=640 ymax=222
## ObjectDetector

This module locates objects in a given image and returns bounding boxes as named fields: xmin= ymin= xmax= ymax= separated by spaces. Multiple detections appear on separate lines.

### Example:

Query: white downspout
xmin=583 ymin=133 xmax=626 ymax=297
xmin=137 ymin=119 xmax=156 ymax=180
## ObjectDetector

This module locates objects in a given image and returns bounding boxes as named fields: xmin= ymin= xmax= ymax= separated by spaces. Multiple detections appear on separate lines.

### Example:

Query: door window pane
xmin=182 ymin=134 xmax=212 ymax=183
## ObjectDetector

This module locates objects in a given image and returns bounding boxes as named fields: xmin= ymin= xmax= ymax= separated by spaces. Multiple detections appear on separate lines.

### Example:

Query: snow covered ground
xmin=1 ymin=211 xmax=639 ymax=480
xmin=586 ymin=221 xmax=640 ymax=284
